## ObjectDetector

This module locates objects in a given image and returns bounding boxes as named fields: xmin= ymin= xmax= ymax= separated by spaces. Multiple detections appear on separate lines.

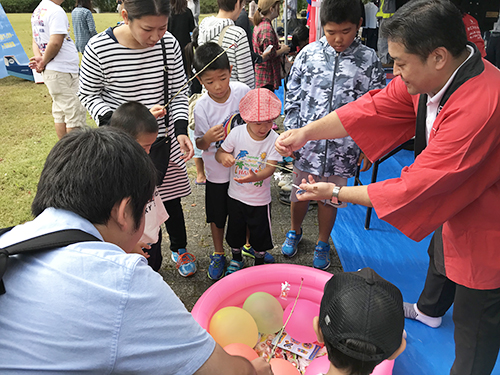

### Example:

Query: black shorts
xmin=205 ymin=181 xmax=229 ymax=229
xmin=226 ymin=197 xmax=273 ymax=251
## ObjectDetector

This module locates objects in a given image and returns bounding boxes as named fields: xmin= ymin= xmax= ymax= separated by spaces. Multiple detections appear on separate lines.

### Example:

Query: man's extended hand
xmin=275 ymin=128 xmax=308 ymax=156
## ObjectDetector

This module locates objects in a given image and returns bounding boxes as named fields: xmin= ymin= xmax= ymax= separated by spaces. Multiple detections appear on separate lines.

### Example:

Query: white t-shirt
xmin=221 ymin=125 xmax=281 ymax=206
xmin=193 ymin=81 xmax=250 ymax=183
xmin=141 ymin=188 xmax=169 ymax=244
xmin=31 ymin=0 xmax=79 ymax=73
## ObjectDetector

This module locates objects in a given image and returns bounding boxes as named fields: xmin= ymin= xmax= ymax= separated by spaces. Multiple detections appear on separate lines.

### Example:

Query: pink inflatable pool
xmin=191 ymin=264 xmax=394 ymax=375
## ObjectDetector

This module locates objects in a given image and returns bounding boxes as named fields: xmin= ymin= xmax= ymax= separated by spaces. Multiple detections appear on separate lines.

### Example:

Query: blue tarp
xmin=332 ymin=149 xmax=500 ymax=374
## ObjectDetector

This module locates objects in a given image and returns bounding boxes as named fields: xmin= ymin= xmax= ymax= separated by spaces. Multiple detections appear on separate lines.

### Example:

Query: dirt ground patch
xmin=158 ymin=158 xmax=343 ymax=311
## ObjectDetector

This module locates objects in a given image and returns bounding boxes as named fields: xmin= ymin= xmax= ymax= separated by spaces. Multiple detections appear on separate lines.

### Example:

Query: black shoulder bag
xmin=0 ymin=227 xmax=100 ymax=296
xmin=149 ymin=38 xmax=173 ymax=185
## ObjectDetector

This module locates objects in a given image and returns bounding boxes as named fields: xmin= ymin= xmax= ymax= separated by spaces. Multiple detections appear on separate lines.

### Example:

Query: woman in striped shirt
xmin=78 ymin=0 xmax=197 ymax=277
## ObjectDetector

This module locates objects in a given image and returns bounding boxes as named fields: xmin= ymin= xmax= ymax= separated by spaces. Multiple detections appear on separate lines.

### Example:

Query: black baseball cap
xmin=319 ymin=268 xmax=404 ymax=362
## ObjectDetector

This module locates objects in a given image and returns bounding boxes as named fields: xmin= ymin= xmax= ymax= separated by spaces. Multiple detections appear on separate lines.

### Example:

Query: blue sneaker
xmin=241 ymin=245 xmax=275 ymax=263
xmin=281 ymin=230 xmax=302 ymax=257
xmin=225 ymin=259 xmax=244 ymax=276
xmin=208 ymin=253 xmax=226 ymax=280
xmin=313 ymin=241 xmax=330 ymax=270
xmin=175 ymin=248 xmax=197 ymax=277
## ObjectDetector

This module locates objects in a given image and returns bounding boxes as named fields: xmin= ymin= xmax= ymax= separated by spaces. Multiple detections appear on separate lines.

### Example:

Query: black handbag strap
xmin=160 ymin=38 xmax=170 ymax=122
xmin=0 ymin=228 xmax=100 ymax=295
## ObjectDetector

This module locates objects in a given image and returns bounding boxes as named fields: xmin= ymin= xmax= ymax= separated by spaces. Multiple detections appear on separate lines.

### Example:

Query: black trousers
xmin=417 ymin=230 xmax=500 ymax=375
xmin=163 ymin=197 xmax=187 ymax=252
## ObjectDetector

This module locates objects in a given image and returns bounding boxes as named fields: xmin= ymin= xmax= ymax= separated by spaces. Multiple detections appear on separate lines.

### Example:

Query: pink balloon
xmin=283 ymin=299 xmax=320 ymax=343
xmin=304 ymin=355 xmax=329 ymax=375
xmin=270 ymin=358 xmax=301 ymax=375
xmin=223 ymin=343 xmax=259 ymax=361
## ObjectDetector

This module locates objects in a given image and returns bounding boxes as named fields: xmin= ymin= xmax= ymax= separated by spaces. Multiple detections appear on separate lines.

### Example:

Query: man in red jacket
xmin=276 ymin=1 xmax=500 ymax=374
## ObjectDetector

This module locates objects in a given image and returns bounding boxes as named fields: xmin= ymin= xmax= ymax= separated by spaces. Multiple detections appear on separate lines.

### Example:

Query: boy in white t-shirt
xmin=193 ymin=42 xmax=251 ymax=280
xmin=110 ymin=101 xmax=170 ymax=272
xmin=215 ymin=88 xmax=282 ymax=275
xmin=30 ymin=0 xmax=87 ymax=139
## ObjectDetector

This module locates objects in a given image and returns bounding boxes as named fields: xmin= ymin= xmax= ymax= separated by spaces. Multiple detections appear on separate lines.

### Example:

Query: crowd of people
xmin=3 ymin=0 xmax=500 ymax=373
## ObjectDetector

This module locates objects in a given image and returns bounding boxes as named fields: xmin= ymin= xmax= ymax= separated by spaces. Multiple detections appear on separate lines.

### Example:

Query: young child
xmin=215 ymin=88 xmax=282 ymax=275
xmin=109 ymin=101 xmax=171 ymax=272
xmin=282 ymin=0 xmax=385 ymax=270
xmin=193 ymin=42 xmax=251 ymax=280
xmin=313 ymin=268 xmax=406 ymax=375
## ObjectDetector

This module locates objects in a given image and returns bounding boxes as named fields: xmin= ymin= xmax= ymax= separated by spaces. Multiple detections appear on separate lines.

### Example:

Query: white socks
xmin=403 ymin=302 xmax=442 ymax=328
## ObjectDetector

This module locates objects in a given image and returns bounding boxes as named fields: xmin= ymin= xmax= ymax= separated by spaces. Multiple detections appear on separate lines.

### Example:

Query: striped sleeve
xmin=224 ymin=26 xmax=255 ymax=89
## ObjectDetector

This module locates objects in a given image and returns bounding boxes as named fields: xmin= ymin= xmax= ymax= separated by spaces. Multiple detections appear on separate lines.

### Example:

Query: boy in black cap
xmin=313 ymin=268 xmax=406 ymax=375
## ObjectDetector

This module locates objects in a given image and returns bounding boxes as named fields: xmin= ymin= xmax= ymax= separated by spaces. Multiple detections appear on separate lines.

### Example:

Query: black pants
xmin=417 ymin=230 xmax=500 ymax=375
xmin=163 ymin=197 xmax=187 ymax=251
xmin=146 ymin=230 xmax=163 ymax=272
xmin=486 ymin=33 xmax=500 ymax=69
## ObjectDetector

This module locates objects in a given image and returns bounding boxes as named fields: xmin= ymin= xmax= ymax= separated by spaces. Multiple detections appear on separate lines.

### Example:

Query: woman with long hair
xmin=168 ymin=0 xmax=196 ymax=53
xmin=79 ymin=0 xmax=197 ymax=277
xmin=71 ymin=0 xmax=97 ymax=53
xmin=252 ymin=0 xmax=290 ymax=90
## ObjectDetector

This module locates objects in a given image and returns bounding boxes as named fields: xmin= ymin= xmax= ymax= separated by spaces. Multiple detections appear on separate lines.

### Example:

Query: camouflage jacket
xmin=284 ymin=37 xmax=385 ymax=178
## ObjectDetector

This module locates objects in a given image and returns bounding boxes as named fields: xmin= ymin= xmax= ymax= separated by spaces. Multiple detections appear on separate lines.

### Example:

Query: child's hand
xmin=219 ymin=152 xmax=235 ymax=167
xmin=128 ymin=241 xmax=151 ymax=258
xmin=234 ymin=169 xmax=259 ymax=183
xmin=150 ymin=104 xmax=167 ymax=119
xmin=205 ymin=124 xmax=225 ymax=144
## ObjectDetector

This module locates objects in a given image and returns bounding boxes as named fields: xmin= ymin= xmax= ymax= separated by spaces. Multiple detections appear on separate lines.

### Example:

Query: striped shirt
xmin=198 ymin=17 xmax=255 ymax=88
xmin=78 ymin=28 xmax=191 ymax=202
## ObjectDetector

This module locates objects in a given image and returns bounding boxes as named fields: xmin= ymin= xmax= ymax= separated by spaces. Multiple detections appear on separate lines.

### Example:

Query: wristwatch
xmin=331 ymin=186 xmax=342 ymax=205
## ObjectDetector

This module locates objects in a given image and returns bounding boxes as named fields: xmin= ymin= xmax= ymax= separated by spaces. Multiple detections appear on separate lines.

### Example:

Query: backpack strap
xmin=0 ymin=229 xmax=100 ymax=295
xmin=217 ymin=25 xmax=231 ymax=46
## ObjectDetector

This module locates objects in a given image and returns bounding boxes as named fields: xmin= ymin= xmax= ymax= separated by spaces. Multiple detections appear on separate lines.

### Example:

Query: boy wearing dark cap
xmin=215 ymin=88 xmax=282 ymax=275
xmin=313 ymin=268 xmax=406 ymax=375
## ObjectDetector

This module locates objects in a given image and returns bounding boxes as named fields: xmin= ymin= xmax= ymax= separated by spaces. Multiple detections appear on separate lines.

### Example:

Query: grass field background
xmin=1 ymin=12 xmax=200 ymax=227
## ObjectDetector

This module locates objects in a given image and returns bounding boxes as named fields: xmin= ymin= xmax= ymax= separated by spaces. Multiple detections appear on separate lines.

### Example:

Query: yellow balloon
xmin=243 ymin=292 xmax=284 ymax=334
xmin=209 ymin=306 xmax=259 ymax=348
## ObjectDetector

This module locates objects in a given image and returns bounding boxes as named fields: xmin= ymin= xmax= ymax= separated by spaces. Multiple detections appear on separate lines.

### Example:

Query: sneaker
xmin=208 ymin=253 xmax=226 ymax=280
xmin=171 ymin=251 xmax=179 ymax=263
xmin=225 ymin=259 xmax=244 ymax=276
xmin=176 ymin=248 xmax=197 ymax=277
xmin=242 ymin=245 xmax=275 ymax=263
xmin=281 ymin=182 xmax=293 ymax=192
xmin=278 ymin=174 xmax=292 ymax=187
xmin=281 ymin=229 xmax=302 ymax=257
xmin=313 ymin=241 xmax=330 ymax=270
xmin=279 ymin=194 xmax=291 ymax=206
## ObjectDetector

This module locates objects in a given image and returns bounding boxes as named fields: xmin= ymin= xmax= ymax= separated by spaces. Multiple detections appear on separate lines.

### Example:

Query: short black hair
xmin=32 ymin=127 xmax=157 ymax=230
xmin=320 ymin=0 xmax=362 ymax=26
xmin=193 ymin=42 xmax=230 ymax=76
xmin=382 ymin=0 xmax=467 ymax=61
xmin=324 ymin=340 xmax=381 ymax=375
xmin=217 ymin=0 xmax=240 ymax=12
xmin=109 ymin=101 xmax=158 ymax=139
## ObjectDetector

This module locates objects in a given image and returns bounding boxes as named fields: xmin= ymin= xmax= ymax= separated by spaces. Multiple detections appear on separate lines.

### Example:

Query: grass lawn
xmin=0 ymin=12 xmax=145 ymax=227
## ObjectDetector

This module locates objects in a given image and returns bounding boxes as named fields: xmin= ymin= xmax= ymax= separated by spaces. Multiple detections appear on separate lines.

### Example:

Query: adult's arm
xmin=78 ymin=41 xmax=112 ymax=124
xmin=29 ymin=34 xmax=64 ymax=72
xmin=276 ymin=111 xmax=350 ymax=156
xmin=195 ymin=344 xmax=272 ymax=375
xmin=86 ymin=11 xmax=97 ymax=36
xmin=233 ymin=28 xmax=255 ymax=88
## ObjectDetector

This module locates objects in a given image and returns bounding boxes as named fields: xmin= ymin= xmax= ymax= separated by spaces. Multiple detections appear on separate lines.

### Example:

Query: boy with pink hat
xmin=215 ymin=88 xmax=282 ymax=275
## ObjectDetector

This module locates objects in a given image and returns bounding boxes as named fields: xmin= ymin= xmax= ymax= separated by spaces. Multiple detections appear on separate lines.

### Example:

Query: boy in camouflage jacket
xmin=281 ymin=0 xmax=385 ymax=269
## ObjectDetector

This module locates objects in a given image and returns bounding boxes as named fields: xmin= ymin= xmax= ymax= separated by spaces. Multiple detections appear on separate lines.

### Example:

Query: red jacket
xmin=337 ymin=55 xmax=500 ymax=289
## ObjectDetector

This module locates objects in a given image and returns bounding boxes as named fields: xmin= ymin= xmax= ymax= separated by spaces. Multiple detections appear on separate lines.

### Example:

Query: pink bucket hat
xmin=239 ymin=88 xmax=282 ymax=123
